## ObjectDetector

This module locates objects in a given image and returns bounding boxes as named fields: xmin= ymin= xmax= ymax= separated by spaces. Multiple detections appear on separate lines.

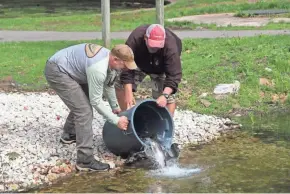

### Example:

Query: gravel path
xmin=0 ymin=92 xmax=239 ymax=192
xmin=1 ymin=30 xmax=290 ymax=42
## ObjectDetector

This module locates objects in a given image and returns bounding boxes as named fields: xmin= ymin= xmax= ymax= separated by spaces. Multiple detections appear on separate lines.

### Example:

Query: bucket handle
xmin=123 ymin=131 xmax=133 ymax=135
xmin=122 ymin=119 xmax=133 ymax=135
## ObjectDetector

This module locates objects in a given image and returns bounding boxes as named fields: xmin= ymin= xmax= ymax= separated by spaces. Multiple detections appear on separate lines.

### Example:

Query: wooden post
xmin=101 ymin=0 xmax=110 ymax=48
xmin=156 ymin=0 xmax=164 ymax=26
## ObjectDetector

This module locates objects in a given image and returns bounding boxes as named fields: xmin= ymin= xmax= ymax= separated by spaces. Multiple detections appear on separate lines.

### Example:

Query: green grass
xmin=0 ymin=40 xmax=121 ymax=89
xmin=180 ymin=35 xmax=290 ymax=115
xmin=1 ymin=0 xmax=290 ymax=31
xmin=1 ymin=35 xmax=290 ymax=116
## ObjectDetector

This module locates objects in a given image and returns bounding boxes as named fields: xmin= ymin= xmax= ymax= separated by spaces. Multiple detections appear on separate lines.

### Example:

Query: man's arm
xmin=86 ymin=62 xmax=119 ymax=125
xmin=163 ymin=48 xmax=182 ymax=95
xmin=103 ymin=70 xmax=120 ymax=111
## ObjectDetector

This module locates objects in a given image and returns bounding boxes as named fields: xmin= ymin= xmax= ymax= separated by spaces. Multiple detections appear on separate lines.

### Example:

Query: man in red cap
xmin=115 ymin=24 xmax=182 ymax=117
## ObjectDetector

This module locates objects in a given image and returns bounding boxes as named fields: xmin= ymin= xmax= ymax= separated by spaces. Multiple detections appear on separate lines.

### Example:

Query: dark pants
xmin=44 ymin=61 xmax=94 ymax=163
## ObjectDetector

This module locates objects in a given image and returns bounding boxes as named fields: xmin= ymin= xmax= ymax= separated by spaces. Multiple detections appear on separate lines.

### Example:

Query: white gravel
xmin=0 ymin=92 xmax=238 ymax=192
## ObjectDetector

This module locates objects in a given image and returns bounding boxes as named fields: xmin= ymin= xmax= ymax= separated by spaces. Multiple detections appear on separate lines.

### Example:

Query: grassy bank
xmin=0 ymin=35 xmax=289 ymax=116
xmin=1 ymin=0 xmax=290 ymax=31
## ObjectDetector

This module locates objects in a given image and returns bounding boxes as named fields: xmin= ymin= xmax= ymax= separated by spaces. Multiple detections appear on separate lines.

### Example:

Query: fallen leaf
xmin=58 ymin=166 xmax=65 ymax=173
xmin=270 ymin=93 xmax=288 ymax=103
xmin=271 ymin=94 xmax=279 ymax=103
xmin=279 ymin=93 xmax=288 ymax=104
xmin=259 ymin=78 xmax=274 ymax=87
xmin=64 ymin=167 xmax=72 ymax=173
xmin=47 ymin=173 xmax=58 ymax=182
xmin=2 ymin=76 xmax=13 ymax=82
xmin=200 ymin=99 xmax=211 ymax=107
xmin=51 ymin=166 xmax=60 ymax=174
xmin=259 ymin=91 xmax=265 ymax=98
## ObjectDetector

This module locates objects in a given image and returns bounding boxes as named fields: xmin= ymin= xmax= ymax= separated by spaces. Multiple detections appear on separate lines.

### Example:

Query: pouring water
xmin=144 ymin=138 xmax=166 ymax=168
xmin=143 ymin=138 xmax=201 ymax=178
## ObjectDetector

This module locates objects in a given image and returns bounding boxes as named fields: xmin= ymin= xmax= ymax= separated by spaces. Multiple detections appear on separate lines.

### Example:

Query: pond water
xmin=34 ymin=110 xmax=290 ymax=193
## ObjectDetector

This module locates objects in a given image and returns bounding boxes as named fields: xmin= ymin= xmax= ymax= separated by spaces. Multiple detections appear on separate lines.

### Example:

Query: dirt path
xmin=1 ymin=30 xmax=290 ymax=42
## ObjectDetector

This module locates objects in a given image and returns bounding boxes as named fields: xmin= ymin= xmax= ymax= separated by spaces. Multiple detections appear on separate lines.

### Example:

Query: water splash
xmin=144 ymin=138 xmax=166 ymax=168
xmin=149 ymin=164 xmax=201 ymax=178
xmin=143 ymin=138 xmax=201 ymax=178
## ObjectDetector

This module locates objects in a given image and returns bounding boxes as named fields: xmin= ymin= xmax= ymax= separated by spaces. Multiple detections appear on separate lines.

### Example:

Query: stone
xmin=0 ymin=185 xmax=4 ymax=191
xmin=47 ymin=173 xmax=58 ymax=182
xmin=8 ymin=184 xmax=19 ymax=191
xmin=107 ymin=161 xmax=116 ymax=169
xmin=6 ymin=152 xmax=21 ymax=160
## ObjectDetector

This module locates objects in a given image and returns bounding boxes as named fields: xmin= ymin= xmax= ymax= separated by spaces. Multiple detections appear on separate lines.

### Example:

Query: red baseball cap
xmin=145 ymin=24 xmax=166 ymax=48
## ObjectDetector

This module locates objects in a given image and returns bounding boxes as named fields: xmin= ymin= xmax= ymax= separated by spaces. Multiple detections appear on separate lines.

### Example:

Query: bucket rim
xmin=130 ymin=98 xmax=175 ymax=147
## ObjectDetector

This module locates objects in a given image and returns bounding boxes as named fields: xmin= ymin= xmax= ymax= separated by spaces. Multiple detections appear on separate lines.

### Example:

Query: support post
xmin=156 ymin=0 xmax=164 ymax=26
xmin=101 ymin=0 xmax=110 ymax=48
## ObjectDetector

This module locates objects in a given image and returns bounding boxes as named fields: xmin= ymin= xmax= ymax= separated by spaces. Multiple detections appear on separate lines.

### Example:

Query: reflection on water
xmin=34 ymin=110 xmax=290 ymax=193
xmin=236 ymin=110 xmax=290 ymax=144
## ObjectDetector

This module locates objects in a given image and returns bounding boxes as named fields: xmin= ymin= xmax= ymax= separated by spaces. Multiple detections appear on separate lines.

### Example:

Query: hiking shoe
xmin=60 ymin=133 xmax=76 ymax=144
xmin=76 ymin=159 xmax=110 ymax=172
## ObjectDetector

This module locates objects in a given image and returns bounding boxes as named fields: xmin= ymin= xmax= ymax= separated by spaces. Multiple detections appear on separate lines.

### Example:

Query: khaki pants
xmin=44 ymin=61 xmax=94 ymax=164
xmin=115 ymin=68 xmax=176 ymax=104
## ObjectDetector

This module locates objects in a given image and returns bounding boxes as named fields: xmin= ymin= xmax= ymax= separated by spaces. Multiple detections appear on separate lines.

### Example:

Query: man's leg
xmin=44 ymin=62 xmax=109 ymax=171
xmin=166 ymin=102 xmax=176 ymax=117
xmin=150 ymin=74 xmax=177 ymax=117
xmin=60 ymin=112 xmax=76 ymax=144
xmin=60 ymin=85 xmax=89 ymax=144
xmin=115 ymin=69 xmax=147 ymax=111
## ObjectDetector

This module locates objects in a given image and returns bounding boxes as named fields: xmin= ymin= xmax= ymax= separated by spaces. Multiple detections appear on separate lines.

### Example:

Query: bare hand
xmin=112 ymin=108 xmax=122 ymax=114
xmin=117 ymin=116 xmax=129 ymax=130
xmin=125 ymin=92 xmax=136 ymax=110
xmin=156 ymin=95 xmax=167 ymax=107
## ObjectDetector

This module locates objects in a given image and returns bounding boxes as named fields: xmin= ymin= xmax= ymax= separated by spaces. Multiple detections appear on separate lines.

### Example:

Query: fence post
xmin=156 ymin=0 xmax=164 ymax=26
xmin=101 ymin=0 xmax=110 ymax=48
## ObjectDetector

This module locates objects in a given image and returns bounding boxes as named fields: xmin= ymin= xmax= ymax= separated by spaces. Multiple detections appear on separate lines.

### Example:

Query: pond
xmin=33 ymin=110 xmax=290 ymax=193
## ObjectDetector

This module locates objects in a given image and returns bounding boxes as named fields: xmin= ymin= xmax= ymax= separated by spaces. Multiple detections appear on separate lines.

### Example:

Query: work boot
xmin=60 ymin=133 xmax=76 ymax=144
xmin=76 ymin=159 xmax=110 ymax=172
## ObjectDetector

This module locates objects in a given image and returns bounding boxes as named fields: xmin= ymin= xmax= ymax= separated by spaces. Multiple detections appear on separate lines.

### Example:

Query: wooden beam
xmin=156 ymin=0 xmax=164 ymax=26
xmin=101 ymin=0 xmax=110 ymax=48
